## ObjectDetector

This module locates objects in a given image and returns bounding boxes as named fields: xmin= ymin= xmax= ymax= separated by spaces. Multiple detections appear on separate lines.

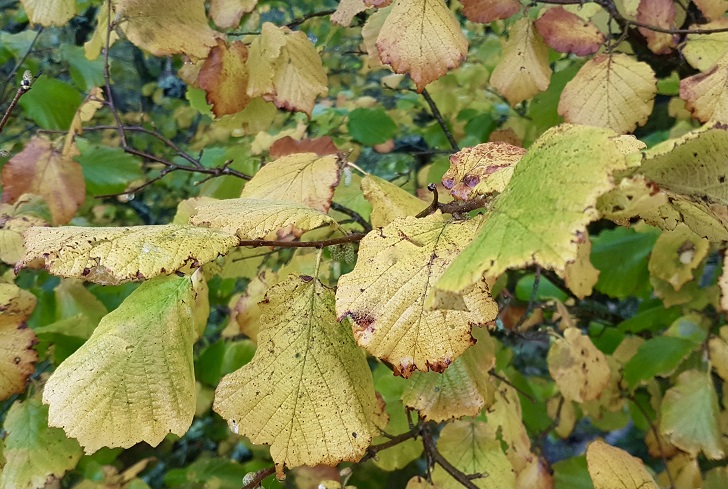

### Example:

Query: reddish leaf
xmin=637 ymin=0 xmax=678 ymax=54
xmin=269 ymin=136 xmax=339 ymax=158
xmin=534 ymin=7 xmax=605 ymax=56
xmin=1 ymin=137 xmax=85 ymax=225
xmin=461 ymin=0 xmax=520 ymax=24
xmin=198 ymin=39 xmax=251 ymax=117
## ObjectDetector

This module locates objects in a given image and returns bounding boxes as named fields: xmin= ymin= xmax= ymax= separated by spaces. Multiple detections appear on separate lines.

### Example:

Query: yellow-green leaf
xmin=401 ymin=329 xmax=495 ymax=421
xmin=682 ymin=19 xmax=728 ymax=71
xmin=189 ymin=198 xmax=337 ymax=240
xmin=660 ymin=369 xmax=725 ymax=459
xmin=18 ymin=224 xmax=238 ymax=285
xmin=490 ymin=18 xmax=552 ymax=106
xmin=648 ymin=223 xmax=709 ymax=291
xmin=597 ymin=175 xmax=668 ymax=226
xmin=680 ymin=57 xmax=728 ymax=124
xmin=435 ymin=124 xmax=627 ymax=298
xmin=42 ymin=275 xmax=201 ymax=453
xmin=0 ymin=195 xmax=49 ymax=265
xmin=214 ymin=276 xmax=378 ymax=477
xmin=547 ymin=327 xmax=611 ymax=403
xmin=376 ymin=0 xmax=468 ymax=92
xmin=336 ymin=214 xmax=498 ymax=377
xmin=241 ymin=152 xmax=341 ymax=213
xmin=586 ymin=440 xmax=658 ymax=489
xmin=0 ymin=283 xmax=37 ymax=401
xmin=485 ymin=384 xmax=532 ymax=472
xmin=361 ymin=174 xmax=427 ymax=227
xmin=558 ymin=54 xmax=657 ymax=134
xmin=0 ymin=398 xmax=82 ymax=489
xmin=709 ymin=326 xmax=728 ymax=381
xmin=20 ymin=0 xmax=75 ymax=26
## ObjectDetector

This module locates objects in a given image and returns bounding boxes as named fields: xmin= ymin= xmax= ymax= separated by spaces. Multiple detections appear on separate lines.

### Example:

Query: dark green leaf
xmin=347 ymin=108 xmax=398 ymax=146
xmin=623 ymin=335 xmax=696 ymax=388
xmin=75 ymin=142 xmax=143 ymax=196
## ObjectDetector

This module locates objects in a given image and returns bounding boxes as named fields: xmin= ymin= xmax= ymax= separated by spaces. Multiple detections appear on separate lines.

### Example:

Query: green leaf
xmin=660 ymin=369 xmax=725 ymax=459
xmin=60 ymin=45 xmax=105 ymax=91
xmin=18 ymin=76 xmax=83 ymax=130
xmin=75 ymin=142 xmax=143 ymax=196
xmin=553 ymin=456 xmax=594 ymax=489
xmin=164 ymin=458 xmax=248 ymax=489
xmin=515 ymin=273 xmax=568 ymax=302
xmin=42 ymin=275 xmax=203 ymax=453
xmin=622 ymin=336 xmax=696 ymax=388
xmin=617 ymin=299 xmax=681 ymax=333
xmin=0 ymin=397 xmax=82 ymax=489
xmin=347 ymin=107 xmax=398 ymax=146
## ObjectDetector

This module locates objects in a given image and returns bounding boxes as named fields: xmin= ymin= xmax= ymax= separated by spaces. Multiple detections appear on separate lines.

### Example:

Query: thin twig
xmin=629 ymin=395 xmax=676 ymax=489
xmin=330 ymin=202 xmax=372 ymax=232
xmin=360 ymin=424 xmax=422 ymax=464
xmin=489 ymin=371 xmax=537 ymax=404
xmin=286 ymin=8 xmax=337 ymax=28
xmin=416 ymin=183 xmax=439 ymax=218
xmin=0 ymin=74 xmax=34 ymax=135
xmin=421 ymin=88 xmax=458 ymax=151
xmin=421 ymin=424 xmax=484 ymax=489
xmin=241 ymin=466 xmax=276 ymax=489
xmin=0 ymin=27 xmax=42 ymax=104
xmin=238 ymin=233 xmax=366 ymax=249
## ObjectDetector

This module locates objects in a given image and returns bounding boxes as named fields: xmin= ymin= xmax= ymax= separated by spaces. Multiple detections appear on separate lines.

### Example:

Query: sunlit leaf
xmin=214 ymin=276 xmax=379 ymax=477
xmin=19 ymin=224 xmax=239 ymax=285
xmin=460 ymin=0 xmax=520 ymax=23
xmin=361 ymin=174 xmax=426 ymax=227
xmin=547 ymin=328 xmax=610 ymax=402
xmin=558 ymin=54 xmax=657 ymax=133
xmin=198 ymin=39 xmax=251 ymax=117
xmin=336 ymin=214 xmax=497 ymax=377
xmin=376 ymin=0 xmax=468 ymax=91
xmin=660 ymin=369 xmax=725 ymax=459
xmin=19 ymin=0 xmax=75 ymax=26
xmin=490 ymin=18 xmax=551 ymax=106
xmin=534 ymin=7 xmax=605 ymax=56
xmin=0 ymin=398 xmax=82 ymax=489
xmin=0 ymin=283 xmax=37 ymax=401
xmin=43 ymin=275 xmax=203 ymax=453
xmin=636 ymin=0 xmax=677 ymax=54
xmin=586 ymin=440 xmax=658 ymax=489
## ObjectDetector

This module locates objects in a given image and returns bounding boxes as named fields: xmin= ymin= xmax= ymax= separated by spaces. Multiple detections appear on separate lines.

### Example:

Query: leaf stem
xmin=421 ymin=423 xmax=485 ymax=489
xmin=421 ymin=88 xmax=458 ymax=151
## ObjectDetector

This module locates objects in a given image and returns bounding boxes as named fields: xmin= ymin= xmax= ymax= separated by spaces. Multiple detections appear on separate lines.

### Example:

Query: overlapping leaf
xmin=331 ymin=0 xmax=369 ymax=26
xmin=43 ymin=275 xmax=204 ymax=453
xmin=0 ymin=194 xmax=50 ymax=265
xmin=0 ymin=283 xmax=37 ymax=401
xmin=490 ymin=18 xmax=551 ymax=106
xmin=636 ymin=0 xmax=677 ymax=54
xmin=534 ymin=7 xmax=605 ymax=56
xmin=214 ymin=276 xmax=379 ymax=477
xmin=548 ymin=327 xmax=611 ymax=402
xmin=586 ymin=440 xmax=658 ymax=489
xmin=558 ymin=54 xmax=657 ymax=134
xmin=682 ymin=19 xmax=728 ymax=71
xmin=18 ymin=224 xmax=239 ymax=285
xmin=434 ymin=124 xmax=627 ymax=298
xmin=648 ymin=223 xmax=709 ymax=291
xmin=198 ymin=39 xmax=251 ymax=117
xmin=680 ymin=52 xmax=728 ymax=124
xmin=361 ymin=174 xmax=426 ymax=227
xmin=336 ymin=214 xmax=498 ymax=377
xmin=485 ymin=385 xmax=532 ymax=471
xmin=693 ymin=0 xmax=728 ymax=20
xmin=208 ymin=0 xmax=258 ymax=29
xmin=376 ymin=0 xmax=468 ymax=91
xmin=20 ymin=0 xmax=75 ymax=26
xmin=460 ymin=0 xmax=520 ymax=23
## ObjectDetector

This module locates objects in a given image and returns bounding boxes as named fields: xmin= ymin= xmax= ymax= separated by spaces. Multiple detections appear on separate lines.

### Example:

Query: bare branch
xmin=421 ymin=88 xmax=459 ymax=151
xmin=241 ymin=466 xmax=276 ymax=489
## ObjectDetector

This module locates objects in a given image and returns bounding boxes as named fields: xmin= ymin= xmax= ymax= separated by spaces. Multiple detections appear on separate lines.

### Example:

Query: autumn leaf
xmin=648 ymin=223 xmax=709 ymax=291
xmin=336 ymin=214 xmax=498 ymax=377
xmin=563 ymin=237 xmax=599 ymax=299
xmin=0 ymin=397 xmax=82 ymax=489
xmin=42 ymin=275 xmax=203 ymax=453
xmin=401 ymin=329 xmax=495 ymax=421
xmin=84 ymin=1 xmax=118 ymax=60
xmin=460 ymin=0 xmax=520 ymax=23
xmin=214 ymin=276 xmax=379 ymax=477
xmin=722 ymin=255 xmax=728 ymax=311
xmin=198 ymin=39 xmax=251 ymax=117
xmin=680 ymin=53 xmax=728 ymax=124
xmin=208 ymin=0 xmax=258 ymax=29
xmin=660 ymin=369 xmax=725 ymax=459
xmin=241 ymin=152 xmax=341 ymax=213
xmin=376 ymin=0 xmax=468 ymax=92
xmin=20 ymin=0 xmax=75 ymax=26
xmin=361 ymin=174 xmax=427 ymax=227
xmin=361 ymin=6 xmax=390 ymax=69
xmin=548 ymin=327 xmax=611 ymax=403
xmin=434 ymin=125 xmax=627 ymax=299
xmin=682 ymin=19 xmax=728 ymax=71
xmin=0 ymin=194 xmax=50 ymax=265
xmin=586 ymin=440 xmax=658 ymax=489
xmin=1 ymin=136 xmax=85 ymax=225
xmin=490 ymin=18 xmax=552 ymax=106
xmin=0 ymin=283 xmax=37 ymax=401
xmin=485 ymin=384 xmax=532 ymax=471
xmin=709 ymin=326 xmax=728 ymax=381
xmin=116 ymin=0 xmax=218 ymax=59
xmin=636 ymin=0 xmax=678 ymax=54
xmin=596 ymin=175 xmax=668 ymax=226
xmin=19 ymin=224 xmax=239 ymax=285
xmin=247 ymin=22 xmax=328 ymax=116
xmin=441 ymin=141 xmax=526 ymax=200
xmin=269 ymin=136 xmax=338 ymax=158
xmin=331 ymin=0 xmax=369 ymax=26
xmin=534 ymin=7 xmax=605 ymax=56
xmin=558 ymin=54 xmax=657 ymax=134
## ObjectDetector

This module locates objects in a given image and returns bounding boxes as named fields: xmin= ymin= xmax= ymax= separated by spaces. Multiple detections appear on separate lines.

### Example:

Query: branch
xmin=513 ymin=266 xmax=541 ymax=331
xmin=417 ymin=184 xmax=490 ymax=218
xmin=421 ymin=424 xmax=484 ymax=489
xmin=421 ymin=88 xmax=459 ymax=151
xmin=241 ymin=466 xmax=276 ymax=489
xmin=360 ymin=423 xmax=422 ymax=464
xmin=330 ymin=202 xmax=372 ymax=232
xmin=238 ymin=232 xmax=367 ymax=249
xmin=0 ymin=27 xmax=42 ymax=104
xmin=286 ymin=8 xmax=337 ymax=28
xmin=0 ymin=72 xmax=35 ymax=135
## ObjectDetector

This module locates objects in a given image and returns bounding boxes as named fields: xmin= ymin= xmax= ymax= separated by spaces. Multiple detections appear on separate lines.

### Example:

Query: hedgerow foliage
xmin=2 ymin=0 xmax=728 ymax=488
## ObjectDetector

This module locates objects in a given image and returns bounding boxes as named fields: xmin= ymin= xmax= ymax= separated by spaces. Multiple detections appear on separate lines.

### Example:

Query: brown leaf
xmin=534 ymin=7 xmax=605 ymax=56
xmin=461 ymin=0 xmax=520 ymax=23
xmin=680 ymin=59 xmax=728 ymax=124
xmin=269 ymin=136 xmax=339 ymax=158
xmin=0 ymin=283 xmax=38 ymax=401
xmin=198 ymin=39 xmax=251 ymax=117
xmin=1 ymin=137 xmax=85 ymax=225
xmin=637 ymin=0 xmax=678 ymax=55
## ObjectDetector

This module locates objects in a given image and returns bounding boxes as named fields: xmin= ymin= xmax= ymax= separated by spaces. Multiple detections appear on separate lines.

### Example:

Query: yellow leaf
xmin=461 ymin=0 xmax=520 ymax=24
xmin=558 ymin=54 xmax=657 ymax=134
xmin=361 ymin=6 xmax=390 ymax=69
xmin=406 ymin=476 xmax=440 ymax=489
xmin=0 ymin=194 xmax=50 ymax=265
xmin=20 ymin=0 xmax=75 ymax=26
xmin=18 ymin=224 xmax=239 ymax=285
xmin=548 ymin=328 xmax=611 ymax=403
xmin=586 ymin=440 xmax=658 ymax=489
xmin=563 ymin=237 xmax=599 ymax=299
xmin=485 ymin=384 xmax=532 ymax=472
xmin=722 ymin=255 xmax=728 ymax=311
xmin=401 ymin=329 xmax=496 ymax=421
xmin=376 ymin=0 xmax=468 ymax=92
xmin=435 ymin=124 xmax=627 ymax=298
xmin=241 ymin=152 xmax=341 ymax=213
xmin=43 ymin=276 xmax=201 ymax=453
xmin=214 ymin=276 xmax=379 ymax=477
xmin=190 ymin=198 xmax=338 ymax=240
xmin=336 ymin=214 xmax=498 ymax=377
xmin=209 ymin=0 xmax=258 ymax=29
xmin=361 ymin=174 xmax=426 ymax=227
xmin=490 ymin=18 xmax=551 ymax=106
xmin=648 ymin=223 xmax=709 ymax=291
xmin=0 ymin=283 xmax=37 ymax=401
xmin=198 ymin=39 xmax=251 ymax=117
xmin=116 ymin=0 xmax=218 ymax=59
xmin=596 ymin=175 xmax=668 ymax=226
xmin=693 ymin=0 xmax=728 ymax=20
xmin=709 ymin=326 xmax=728 ymax=381
xmin=246 ymin=23 xmax=328 ymax=116
xmin=84 ymin=1 xmax=118 ymax=60
xmin=441 ymin=142 xmax=526 ymax=200
xmin=680 ymin=53 xmax=728 ymax=124
xmin=682 ymin=19 xmax=728 ymax=71
xmin=332 ymin=0 xmax=369 ymax=26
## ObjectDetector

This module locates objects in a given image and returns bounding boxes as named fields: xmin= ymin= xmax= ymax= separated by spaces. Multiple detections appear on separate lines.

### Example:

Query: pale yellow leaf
xmin=586 ymin=440 xmax=658 ymax=489
xmin=214 ymin=276 xmax=379 ymax=477
xmin=0 ymin=283 xmax=37 ymax=401
xmin=209 ymin=0 xmax=258 ymax=29
xmin=18 ymin=224 xmax=239 ymax=285
xmin=680 ymin=53 xmax=728 ymax=124
xmin=490 ymin=18 xmax=551 ymax=106
xmin=558 ymin=54 xmax=657 ymax=134
xmin=20 ymin=0 xmax=75 ymax=26
xmin=84 ymin=1 xmax=118 ymax=60
xmin=0 ymin=194 xmax=50 ymax=265
xmin=406 ymin=476 xmax=440 ymax=489
xmin=648 ymin=223 xmax=709 ymax=291
xmin=361 ymin=174 xmax=426 ymax=227
xmin=331 ymin=0 xmax=369 ymax=26
xmin=376 ymin=0 xmax=468 ymax=91
xmin=43 ymin=276 xmax=201 ymax=453
xmin=693 ymin=0 xmax=728 ymax=20
xmin=336 ymin=214 xmax=498 ymax=377
xmin=361 ymin=6 xmax=390 ymax=69
xmin=515 ymin=458 xmax=554 ymax=489
xmin=683 ymin=19 xmax=728 ymax=71
xmin=116 ymin=0 xmax=218 ymax=59
xmin=563 ymin=237 xmax=599 ymax=299
xmin=548 ymin=328 xmax=610 ymax=403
